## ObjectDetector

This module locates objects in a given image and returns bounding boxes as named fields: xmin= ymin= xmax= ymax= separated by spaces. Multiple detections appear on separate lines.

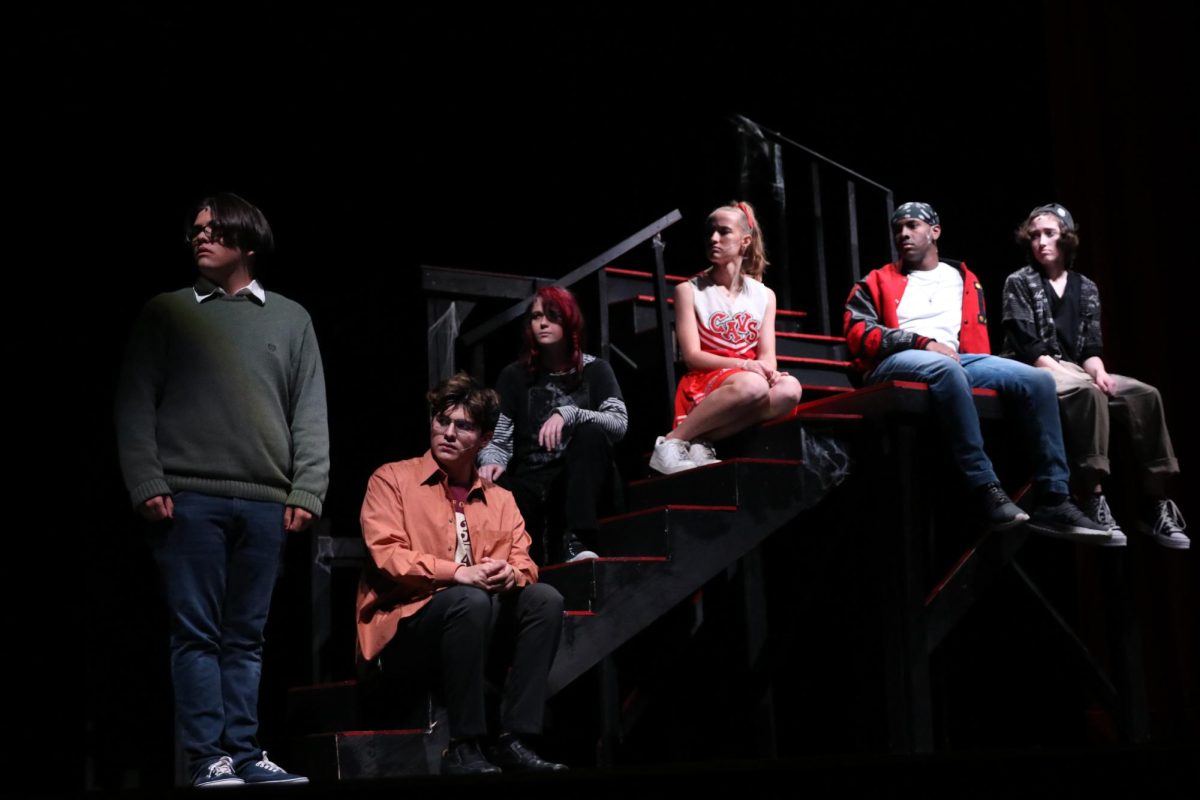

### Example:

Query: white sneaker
xmin=649 ymin=436 xmax=698 ymax=474
xmin=688 ymin=441 xmax=720 ymax=467
xmin=1146 ymin=499 xmax=1190 ymax=550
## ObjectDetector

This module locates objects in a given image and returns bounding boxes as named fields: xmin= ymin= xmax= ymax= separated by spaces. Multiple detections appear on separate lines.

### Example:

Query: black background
xmin=8 ymin=1 xmax=1197 ymax=790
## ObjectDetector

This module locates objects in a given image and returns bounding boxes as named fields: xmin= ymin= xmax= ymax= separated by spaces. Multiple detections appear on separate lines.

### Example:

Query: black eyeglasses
xmin=186 ymin=221 xmax=227 ymax=244
xmin=433 ymin=413 xmax=480 ymax=435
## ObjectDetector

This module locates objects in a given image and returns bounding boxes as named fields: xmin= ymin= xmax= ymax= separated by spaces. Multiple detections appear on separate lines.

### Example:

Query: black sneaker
xmin=1027 ymin=499 xmax=1113 ymax=544
xmin=1081 ymin=492 xmax=1127 ymax=547
xmin=1143 ymin=499 xmax=1190 ymax=550
xmin=488 ymin=735 xmax=568 ymax=772
xmin=442 ymin=739 xmax=501 ymax=776
xmin=977 ymin=482 xmax=1030 ymax=531
xmin=562 ymin=531 xmax=598 ymax=563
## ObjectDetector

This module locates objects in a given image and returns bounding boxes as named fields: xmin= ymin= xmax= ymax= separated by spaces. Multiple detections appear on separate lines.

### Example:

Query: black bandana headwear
xmin=1028 ymin=203 xmax=1076 ymax=233
xmin=891 ymin=201 xmax=940 ymax=226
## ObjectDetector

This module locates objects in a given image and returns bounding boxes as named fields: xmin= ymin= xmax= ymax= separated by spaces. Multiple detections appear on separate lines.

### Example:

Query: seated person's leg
xmin=1108 ymin=375 xmax=1188 ymax=549
xmin=560 ymin=422 xmax=614 ymax=561
xmin=500 ymin=468 xmax=556 ymax=565
xmin=958 ymin=355 xmax=1110 ymax=543
xmin=764 ymin=373 xmax=804 ymax=420
xmin=1052 ymin=365 xmax=1112 ymax=492
xmin=870 ymin=349 xmax=998 ymax=491
xmin=485 ymin=583 xmax=567 ymax=772
xmin=959 ymin=355 xmax=1068 ymax=495
xmin=402 ymin=586 xmax=496 ymax=741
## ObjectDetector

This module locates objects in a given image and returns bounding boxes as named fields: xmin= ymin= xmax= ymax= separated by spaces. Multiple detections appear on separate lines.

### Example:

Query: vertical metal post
xmin=740 ymin=546 xmax=777 ymax=758
xmin=310 ymin=532 xmax=331 ymax=684
xmin=846 ymin=179 xmax=861 ymax=283
xmin=885 ymin=190 xmax=898 ymax=264
xmin=882 ymin=423 xmax=933 ymax=753
xmin=1101 ymin=554 xmax=1150 ymax=742
xmin=427 ymin=298 xmax=449 ymax=390
xmin=597 ymin=266 xmax=611 ymax=361
xmin=809 ymin=162 xmax=831 ymax=335
xmin=595 ymin=654 xmax=620 ymax=767
xmin=770 ymin=140 xmax=792 ymax=311
xmin=651 ymin=233 xmax=677 ymax=426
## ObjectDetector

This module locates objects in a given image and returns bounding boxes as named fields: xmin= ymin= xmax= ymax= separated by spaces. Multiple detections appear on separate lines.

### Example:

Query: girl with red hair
xmin=479 ymin=287 xmax=627 ymax=563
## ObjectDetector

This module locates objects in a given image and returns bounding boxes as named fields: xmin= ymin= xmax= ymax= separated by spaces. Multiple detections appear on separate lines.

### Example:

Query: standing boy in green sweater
xmin=116 ymin=193 xmax=328 ymax=787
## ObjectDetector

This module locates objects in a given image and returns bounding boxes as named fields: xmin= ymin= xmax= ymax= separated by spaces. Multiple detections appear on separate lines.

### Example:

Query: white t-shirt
xmin=896 ymin=262 xmax=964 ymax=352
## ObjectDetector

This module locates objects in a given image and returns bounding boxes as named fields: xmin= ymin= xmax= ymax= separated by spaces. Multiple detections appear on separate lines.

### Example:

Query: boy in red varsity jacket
xmin=843 ymin=202 xmax=1109 ymax=543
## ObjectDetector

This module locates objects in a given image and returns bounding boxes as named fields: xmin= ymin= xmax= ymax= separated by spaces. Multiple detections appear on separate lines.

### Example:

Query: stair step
xmin=294 ymin=728 xmax=443 ymax=780
xmin=791 ymin=379 xmax=1003 ymax=419
xmin=538 ymin=556 xmax=669 ymax=612
xmin=598 ymin=504 xmax=739 ymax=556
xmin=549 ymin=458 xmax=826 ymax=693
xmin=719 ymin=416 xmax=844 ymax=461
xmin=778 ymin=355 xmax=854 ymax=388
xmin=287 ymin=680 xmax=361 ymax=735
xmin=798 ymin=383 xmax=855 ymax=401
xmin=628 ymin=457 xmax=803 ymax=509
xmin=602 ymin=266 xmax=690 ymax=306
xmin=609 ymin=293 xmax=807 ymax=334
xmin=776 ymin=331 xmax=850 ymax=360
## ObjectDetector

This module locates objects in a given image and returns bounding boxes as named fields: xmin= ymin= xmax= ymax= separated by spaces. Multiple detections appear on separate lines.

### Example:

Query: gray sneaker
xmin=1082 ymin=493 xmax=1127 ymax=547
xmin=1026 ymin=499 xmax=1113 ymax=544
xmin=1144 ymin=499 xmax=1190 ymax=550
xmin=977 ymin=482 xmax=1030 ymax=531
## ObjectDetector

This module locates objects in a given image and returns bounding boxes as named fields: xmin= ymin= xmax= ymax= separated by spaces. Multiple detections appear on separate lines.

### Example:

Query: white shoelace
xmin=1157 ymin=499 xmax=1186 ymax=534
xmin=253 ymin=752 xmax=285 ymax=773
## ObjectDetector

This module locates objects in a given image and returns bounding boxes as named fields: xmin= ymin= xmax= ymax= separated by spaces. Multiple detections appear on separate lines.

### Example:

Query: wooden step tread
xmin=540 ymin=555 xmax=669 ymax=573
xmin=627 ymin=293 xmax=809 ymax=318
xmin=599 ymin=504 xmax=739 ymax=525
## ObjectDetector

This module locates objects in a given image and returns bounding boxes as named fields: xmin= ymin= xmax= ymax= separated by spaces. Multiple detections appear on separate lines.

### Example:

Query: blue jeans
xmin=868 ymin=351 xmax=1070 ymax=496
xmin=151 ymin=491 xmax=286 ymax=776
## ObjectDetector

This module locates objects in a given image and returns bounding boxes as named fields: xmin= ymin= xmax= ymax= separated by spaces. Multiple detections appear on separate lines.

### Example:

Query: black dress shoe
xmin=488 ymin=736 xmax=568 ymax=772
xmin=442 ymin=739 xmax=501 ymax=775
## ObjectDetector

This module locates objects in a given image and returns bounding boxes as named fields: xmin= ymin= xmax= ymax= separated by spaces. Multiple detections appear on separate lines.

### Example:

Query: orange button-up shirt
xmin=356 ymin=450 xmax=538 ymax=661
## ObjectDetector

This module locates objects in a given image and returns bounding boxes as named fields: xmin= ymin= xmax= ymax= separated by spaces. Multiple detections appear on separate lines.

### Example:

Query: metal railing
xmin=733 ymin=114 xmax=896 ymax=335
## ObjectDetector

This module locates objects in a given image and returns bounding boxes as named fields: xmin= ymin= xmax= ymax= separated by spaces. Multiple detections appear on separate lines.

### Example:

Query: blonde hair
xmin=709 ymin=200 xmax=769 ymax=279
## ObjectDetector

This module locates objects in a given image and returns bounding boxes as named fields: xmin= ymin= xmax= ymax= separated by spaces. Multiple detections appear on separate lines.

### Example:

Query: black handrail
xmin=733 ymin=114 xmax=896 ymax=334
xmin=458 ymin=209 xmax=683 ymax=348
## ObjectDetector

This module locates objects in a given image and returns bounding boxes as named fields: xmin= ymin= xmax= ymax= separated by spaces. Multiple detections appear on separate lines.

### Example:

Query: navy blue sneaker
xmin=237 ymin=751 xmax=309 ymax=785
xmin=194 ymin=756 xmax=244 ymax=789
xmin=977 ymin=482 xmax=1029 ymax=531
xmin=1027 ymin=499 xmax=1112 ymax=544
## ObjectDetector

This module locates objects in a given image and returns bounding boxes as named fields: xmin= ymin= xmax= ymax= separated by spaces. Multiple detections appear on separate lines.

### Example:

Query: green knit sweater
xmin=115 ymin=283 xmax=330 ymax=515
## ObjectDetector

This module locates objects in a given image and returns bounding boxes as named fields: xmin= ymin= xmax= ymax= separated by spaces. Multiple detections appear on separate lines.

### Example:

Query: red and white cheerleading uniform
xmin=673 ymin=270 xmax=770 ymax=427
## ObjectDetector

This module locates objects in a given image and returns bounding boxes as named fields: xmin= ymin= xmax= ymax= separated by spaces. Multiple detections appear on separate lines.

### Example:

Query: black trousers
xmin=395 ymin=583 xmax=563 ymax=739
xmin=502 ymin=422 xmax=615 ymax=560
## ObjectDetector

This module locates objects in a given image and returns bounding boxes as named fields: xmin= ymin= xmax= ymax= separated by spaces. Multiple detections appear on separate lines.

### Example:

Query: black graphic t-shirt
xmin=479 ymin=355 xmax=628 ymax=472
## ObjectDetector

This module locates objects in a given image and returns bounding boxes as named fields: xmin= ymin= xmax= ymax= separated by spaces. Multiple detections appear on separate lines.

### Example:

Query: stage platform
xmin=80 ymin=744 xmax=1198 ymax=798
